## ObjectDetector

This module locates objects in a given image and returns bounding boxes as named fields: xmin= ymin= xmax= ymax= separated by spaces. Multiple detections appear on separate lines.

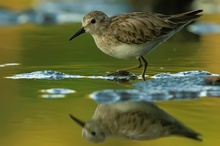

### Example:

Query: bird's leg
xmin=140 ymin=56 xmax=148 ymax=81
xmin=118 ymin=57 xmax=143 ymax=71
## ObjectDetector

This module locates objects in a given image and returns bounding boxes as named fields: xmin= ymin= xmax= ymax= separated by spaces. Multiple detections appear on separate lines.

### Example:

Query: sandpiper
xmin=69 ymin=101 xmax=202 ymax=143
xmin=69 ymin=10 xmax=203 ymax=80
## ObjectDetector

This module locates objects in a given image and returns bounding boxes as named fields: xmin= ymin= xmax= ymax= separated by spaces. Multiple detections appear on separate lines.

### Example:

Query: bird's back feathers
xmin=110 ymin=10 xmax=203 ymax=44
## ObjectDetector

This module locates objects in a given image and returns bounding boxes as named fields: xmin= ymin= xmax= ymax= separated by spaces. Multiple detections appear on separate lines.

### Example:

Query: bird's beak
xmin=69 ymin=27 xmax=85 ymax=41
xmin=69 ymin=114 xmax=85 ymax=127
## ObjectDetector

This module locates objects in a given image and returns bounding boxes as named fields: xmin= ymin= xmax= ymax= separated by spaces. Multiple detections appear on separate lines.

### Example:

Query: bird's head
xmin=69 ymin=114 xmax=109 ymax=143
xmin=69 ymin=11 xmax=110 ymax=41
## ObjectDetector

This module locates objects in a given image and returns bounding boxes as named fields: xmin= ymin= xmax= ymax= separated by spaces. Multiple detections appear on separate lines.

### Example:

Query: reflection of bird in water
xmin=69 ymin=101 xmax=202 ymax=143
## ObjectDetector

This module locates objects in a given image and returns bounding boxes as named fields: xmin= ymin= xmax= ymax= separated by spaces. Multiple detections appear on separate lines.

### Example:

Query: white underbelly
xmin=93 ymin=31 xmax=175 ymax=60
xmin=98 ymin=42 xmax=156 ymax=60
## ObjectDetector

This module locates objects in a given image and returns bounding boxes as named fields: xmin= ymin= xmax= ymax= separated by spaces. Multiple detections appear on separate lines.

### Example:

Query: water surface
xmin=0 ymin=14 xmax=220 ymax=146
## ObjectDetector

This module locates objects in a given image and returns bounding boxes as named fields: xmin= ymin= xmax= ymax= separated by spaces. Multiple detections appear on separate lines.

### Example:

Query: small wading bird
xmin=69 ymin=101 xmax=202 ymax=143
xmin=69 ymin=10 xmax=203 ymax=80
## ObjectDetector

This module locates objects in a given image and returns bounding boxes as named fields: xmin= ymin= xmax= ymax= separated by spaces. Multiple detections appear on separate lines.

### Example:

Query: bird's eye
xmin=91 ymin=19 xmax=96 ymax=24
xmin=91 ymin=131 xmax=96 ymax=136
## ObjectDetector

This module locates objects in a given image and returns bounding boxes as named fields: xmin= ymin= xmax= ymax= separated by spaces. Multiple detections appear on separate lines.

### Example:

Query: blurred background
xmin=0 ymin=0 xmax=220 ymax=146
xmin=0 ymin=0 xmax=220 ymax=25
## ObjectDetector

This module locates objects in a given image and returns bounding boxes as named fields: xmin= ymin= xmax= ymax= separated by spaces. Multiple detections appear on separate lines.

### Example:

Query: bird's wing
xmin=113 ymin=111 xmax=161 ymax=139
xmin=110 ymin=12 xmax=177 ymax=44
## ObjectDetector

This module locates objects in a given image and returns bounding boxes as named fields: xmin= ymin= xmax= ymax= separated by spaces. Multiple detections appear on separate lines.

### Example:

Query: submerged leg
xmin=140 ymin=56 xmax=148 ymax=81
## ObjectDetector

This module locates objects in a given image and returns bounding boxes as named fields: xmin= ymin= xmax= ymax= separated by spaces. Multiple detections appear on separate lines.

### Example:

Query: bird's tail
xmin=171 ymin=129 xmax=202 ymax=141
xmin=168 ymin=9 xmax=203 ymax=24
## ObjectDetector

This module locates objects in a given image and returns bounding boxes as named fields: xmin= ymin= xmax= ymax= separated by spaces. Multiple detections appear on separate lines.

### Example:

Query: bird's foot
xmin=105 ymin=70 xmax=137 ymax=82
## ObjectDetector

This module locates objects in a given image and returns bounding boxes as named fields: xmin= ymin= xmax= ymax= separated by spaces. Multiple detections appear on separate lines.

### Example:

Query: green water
xmin=0 ymin=20 xmax=220 ymax=146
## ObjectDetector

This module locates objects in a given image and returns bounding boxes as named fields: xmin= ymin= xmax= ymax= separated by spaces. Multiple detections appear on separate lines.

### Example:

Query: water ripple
xmin=7 ymin=70 xmax=82 ymax=80
xmin=40 ymin=88 xmax=76 ymax=98
xmin=7 ymin=70 xmax=134 ymax=81
xmin=0 ymin=63 xmax=20 ymax=68
xmin=90 ymin=71 xmax=220 ymax=103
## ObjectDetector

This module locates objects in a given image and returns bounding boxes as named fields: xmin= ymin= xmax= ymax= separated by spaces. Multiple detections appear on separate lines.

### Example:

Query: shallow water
xmin=0 ymin=14 xmax=220 ymax=146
